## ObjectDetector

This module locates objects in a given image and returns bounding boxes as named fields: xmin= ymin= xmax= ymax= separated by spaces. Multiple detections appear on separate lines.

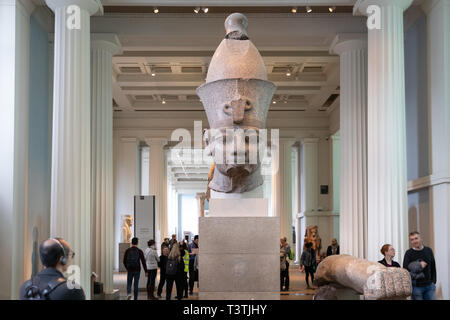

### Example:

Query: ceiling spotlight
xmin=329 ymin=6 xmax=336 ymax=13
xmin=153 ymin=7 xmax=159 ymax=14
xmin=286 ymin=69 xmax=292 ymax=77
xmin=194 ymin=7 xmax=200 ymax=13
xmin=202 ymin=7 xmax=209 ymax=13
xmin=291 ymin=7 xmax=297 ymax=13
xmin=273 ymin=101 xmax=277 ymax=104
xmin=162 ymin=99 xmax=166 ymax=104
xmin=284 ymin=100 xmax=288 ymax=104
xmin=306 ymin=6 xmax=312 ymax=13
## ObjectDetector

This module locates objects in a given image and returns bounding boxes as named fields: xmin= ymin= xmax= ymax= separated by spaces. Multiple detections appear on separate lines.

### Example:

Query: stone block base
xmin=199 ymin=214 xmax=280 ymax=300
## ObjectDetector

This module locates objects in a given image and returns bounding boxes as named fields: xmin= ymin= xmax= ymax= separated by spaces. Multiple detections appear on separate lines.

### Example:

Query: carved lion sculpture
xmin=315 ymin=255 xmax=412 ymax=300
xmin=304 ymin=226 xmax=322 ymax=259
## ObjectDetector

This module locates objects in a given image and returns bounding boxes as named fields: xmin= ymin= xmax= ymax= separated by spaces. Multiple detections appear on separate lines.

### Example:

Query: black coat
xmin=326 ymin=245 xmax=340 ymax=257
xmin=378 ymin=258 xmax=401 ymax=268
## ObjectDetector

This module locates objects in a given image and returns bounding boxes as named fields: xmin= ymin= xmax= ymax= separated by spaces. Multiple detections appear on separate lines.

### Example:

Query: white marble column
xmin=423 ymin=0 xmax=450 ymax=300
xmin=298 ymin=138 xmax=319 ymax=251
xmin=0 ymin=0 xmax=34 ymax=299
xmin=330 ymin=34 xmax=368 ymax=259
xmin=114 ymin=137 xmax=140 ymax=269
xmin=331 ymin=132 xmax=341 ymax=240
xmin=146 ymin=138 xmax=168 ymax=245
xmin=354 ymin=0 xmax=413 ymax=262
xmin=90 ymin=34 xmax=121 ymax=294
xmin=272 ymin=139 xmax=295 ymax=244
xmin=46 ymin=0 xmax=102 ymax=299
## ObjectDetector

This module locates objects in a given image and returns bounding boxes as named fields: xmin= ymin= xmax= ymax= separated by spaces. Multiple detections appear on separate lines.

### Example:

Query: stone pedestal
xmin=199 ymin=199 xmax=279 ymax=300
xmin=118 ymin=243 xmax=130 ymax=272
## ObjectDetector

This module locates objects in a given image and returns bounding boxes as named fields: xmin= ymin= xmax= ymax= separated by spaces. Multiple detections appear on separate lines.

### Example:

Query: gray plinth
xmin=199 ymin=215 xmax=280 ymax=300
xmin=119 ymin=243 xmax=130 ymax=272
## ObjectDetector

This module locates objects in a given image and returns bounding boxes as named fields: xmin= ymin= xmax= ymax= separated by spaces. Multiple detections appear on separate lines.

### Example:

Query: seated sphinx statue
xmin=314 ymin=255 xmax=412 ymax=300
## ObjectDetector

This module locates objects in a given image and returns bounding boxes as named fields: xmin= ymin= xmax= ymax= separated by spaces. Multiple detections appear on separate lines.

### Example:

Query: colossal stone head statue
xmin=197 ymin=13 xmax=276 ymax=194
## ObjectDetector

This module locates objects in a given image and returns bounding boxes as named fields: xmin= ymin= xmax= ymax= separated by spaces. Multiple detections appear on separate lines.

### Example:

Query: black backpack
xmin=23 ymin=276 xmax=67 ymax=300
xmin=126 ymin=247 xmax=140 ymax=270
xmin=166 ymin=258 xmax=178 ymax=276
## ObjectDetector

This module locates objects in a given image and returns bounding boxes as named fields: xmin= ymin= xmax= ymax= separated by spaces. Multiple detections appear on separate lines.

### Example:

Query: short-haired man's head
xmin=39 ymin=238 xmax=69 ymax=268
xmin=409 ymin=231 xmax=420 ymax=238
xmin=147 ymin=239 xmax=155 ymax=247
xmin=132 ymin=237 xmax=138 ymax=245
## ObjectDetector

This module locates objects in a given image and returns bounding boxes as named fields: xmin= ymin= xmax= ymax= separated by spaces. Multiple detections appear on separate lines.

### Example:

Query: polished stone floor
xmin=113 ymin=265 xmax=316 ymax=300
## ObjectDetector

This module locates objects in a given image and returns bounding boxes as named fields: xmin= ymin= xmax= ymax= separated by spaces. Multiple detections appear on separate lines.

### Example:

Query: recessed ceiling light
xmin=306 ymin=6 xmax=312 ymax=13
xmin=162 ymin=99 xmax=166 ymax=104
xmin=151 ymin=72 xmax=156 ymax=77
xmin=291 ymin=7 xmax=297 ymax=13
xmin=202 ymin=7 xmax=209 ymax=13
xmin=153 ymin=7 xmax=159 ymax=14
xmin=194 ymin=7 xmax=200 ymax=13
xmin=329 ymin=6 xmax=336 ymax=13
xmin=273 ymin=101 xmax=277 ymax=104
xmin=286 ymin=70 xmax=292 ymax=77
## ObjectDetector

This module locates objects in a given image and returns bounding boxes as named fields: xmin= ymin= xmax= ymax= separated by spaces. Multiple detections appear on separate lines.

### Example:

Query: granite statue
xmin=197 ymin=13 xmax=276 ymax=194
xmin=315 ymin=255 xmax=412 ymax=300
xmin=121 ymin=215 xmax=133 ymax=243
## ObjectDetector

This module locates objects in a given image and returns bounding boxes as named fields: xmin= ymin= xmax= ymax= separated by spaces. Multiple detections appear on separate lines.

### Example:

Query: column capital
xmin=354 ymin=0 xmax=413 ymax=16
xmin=300 ymin=137 xmax=320 ymax=145
xmin=331 ymin=132 xmax=341 ymax=142
xmin=421 ymin=0 xmax=450 ymax=15
xmin=145 ymin=137 xmax=168 ymax=147
xmin=91 ymin=34 xmax=123 ymax=55
xmin=330 ymin=33 xmax=367 ymax=55
xmin=45 ymin=0 xmax=103 ymax=16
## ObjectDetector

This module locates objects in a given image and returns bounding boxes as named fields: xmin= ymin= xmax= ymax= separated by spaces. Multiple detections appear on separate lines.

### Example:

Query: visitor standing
xmin=280 ymin=237 xmax=291 ymax=291
xmin=161 ymin=237 xmax=170 ymax=253
xmin=403 ymin=231 xmax=437 ymax=300
xmin=144 ymin=239 xmax=159 ymax=300
xmin=326 ymin=238 xmax=340 ymax=257
xmin=188 ymin=235 xmax=199 ymax=294
xmin=169 ymin=234 xmax=177 ymax=252
xmin=181 ymin=241 xmax=190 ymax=298
xmin=165 ymin=242 xmax=184 ymax=300
xmin=280 ymin=242 xmax=288 ymax=291
xmin=157 ymin=246 xmax=169 ymax=298
xmin=123 ymin=237 xmax=148 ymax=300
xmin=378 ymin=244 xmax=401 ymax=268
xmin=20 ymin=238 xmax=85 ymax=300
xmin=300 ymin=242 xmax=317 ymax=289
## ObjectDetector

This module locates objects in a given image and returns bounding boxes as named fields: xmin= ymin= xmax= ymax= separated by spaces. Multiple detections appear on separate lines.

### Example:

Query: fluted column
xmin=298 ymin=138 xmax=319 ymax=251
xmin=46 ymin=0 xmax=102 ymax=299
xmin=90 ymin=34 xmax=121 ymax=294
xmin=423 ymin=0 xmax=450 ymax=300
xmin=272 ymin=139 xmax=295 ymax=244
xmin=330 ymin=34 xmax=368 ymax=259
xmin=0 ymin=0 xmax=34 ymax=299
xmin=354 ymin=0 xmax=413 ymax=262
xmin=146 ymin=138 xmax=168 ymax=245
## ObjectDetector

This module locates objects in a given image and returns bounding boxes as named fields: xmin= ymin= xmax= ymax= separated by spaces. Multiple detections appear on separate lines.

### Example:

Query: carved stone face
xmin=198 ymin=79 xmax=275 ymax=181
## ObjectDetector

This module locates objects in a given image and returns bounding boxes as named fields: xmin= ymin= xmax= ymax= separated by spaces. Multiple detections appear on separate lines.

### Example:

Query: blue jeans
xmin=412 ymin=283 xmax=436 ymax=300
xmin=127 ymin=271 xmax=141 ymax=300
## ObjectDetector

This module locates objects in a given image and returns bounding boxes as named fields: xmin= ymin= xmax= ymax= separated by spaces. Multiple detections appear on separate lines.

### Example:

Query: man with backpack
xmin=20 ymin=238 xmax=85 ymax=300
xmin=123 ymin=237 xmax=148 ymax=300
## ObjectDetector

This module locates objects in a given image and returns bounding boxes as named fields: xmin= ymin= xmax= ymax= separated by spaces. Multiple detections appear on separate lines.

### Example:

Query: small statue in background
xmin=304 ymin=226 xmax=322 ymax=260
xmin=121 ymin=215 xmax=133 ymax=243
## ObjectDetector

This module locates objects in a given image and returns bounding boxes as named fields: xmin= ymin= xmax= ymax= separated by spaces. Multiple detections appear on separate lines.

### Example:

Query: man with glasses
xmin=20 ymin=237 xmax=85 ymax=300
